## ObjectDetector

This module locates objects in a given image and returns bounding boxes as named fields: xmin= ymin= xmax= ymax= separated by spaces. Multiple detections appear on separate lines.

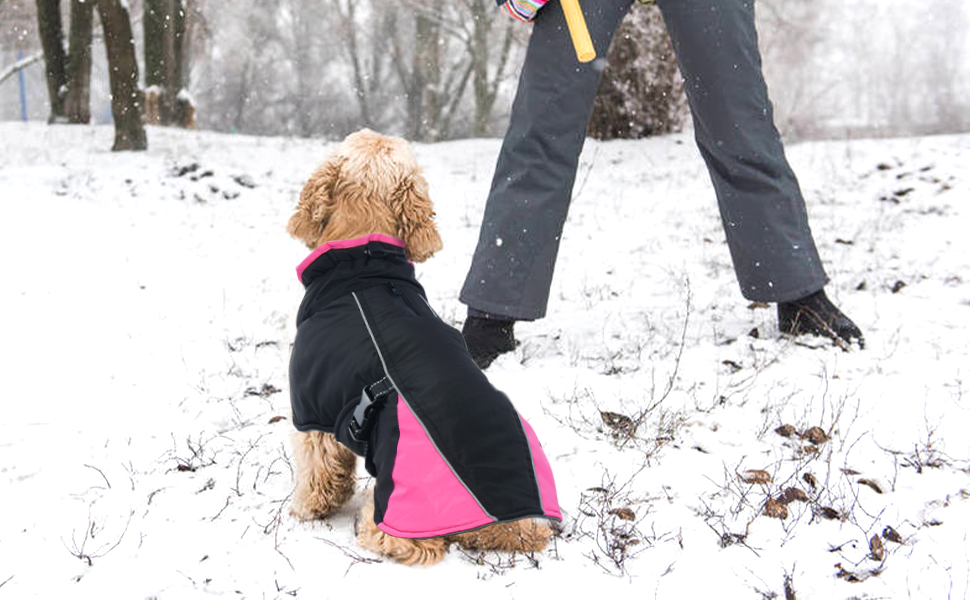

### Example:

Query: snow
xmin=1 ymin=122 xmax=968 ymax=599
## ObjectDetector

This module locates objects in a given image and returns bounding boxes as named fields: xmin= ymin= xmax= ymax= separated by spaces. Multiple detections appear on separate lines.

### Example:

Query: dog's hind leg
xmin=356 ymin=493 xmax=447 ymax=566
xmin=290 ymin=431 xmax=357 ymax=521
xmin=450 ymin=519 xmax=553 ymax=554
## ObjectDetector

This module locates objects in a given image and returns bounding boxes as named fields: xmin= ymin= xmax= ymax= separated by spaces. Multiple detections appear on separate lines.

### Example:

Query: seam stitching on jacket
xmin=417 ymin=293 xmax=440 ymax=319
xmin=517 ymin=414 xmax=545 ymax=514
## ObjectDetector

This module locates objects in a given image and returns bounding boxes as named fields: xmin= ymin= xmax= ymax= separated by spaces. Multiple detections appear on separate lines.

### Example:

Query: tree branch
xmin=486 ymin=23 xmax=515 ymax=108
xmin=0 ymin=52 xmax=43 ymax=87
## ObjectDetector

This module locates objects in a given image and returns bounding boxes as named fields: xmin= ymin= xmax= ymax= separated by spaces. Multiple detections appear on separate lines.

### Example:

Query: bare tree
xmin=287 ymin=1 xmax=331 ymax=137
xmin=151 ymin=0 xmax=527 ymax=138
xmin=193 ymin=0 xmax=353 ymax=137
xmin=921 ymin=1 xmax=970 ymax=133
xmin=96 ymin=0 xmax=147 ymax=149
xmin=756 ymin=0 xmax=831 ymax=139
xmin=144 ymin=0 xmax=191 ymax=126
xmin=63 ymin=0 xmax=93 ymax=123
xmin=462 ymin=0 xmax=517 ymax=137
xmin=35 ymin=0 xmax=68 ymax=121
xmin=390 ymin=5 xmax=440 ymax=141
xmin=32 ymin=0 xmax=142 ymax=144
xmin=385 ymin=2 xmax=474 ymax=141
xmin=331 ymin=0 xmax=373 ymax=127
xmin=387 ymin=0 xmax=521 ymax=140
xmin=196 ymin=3 xmax=271 ymax=133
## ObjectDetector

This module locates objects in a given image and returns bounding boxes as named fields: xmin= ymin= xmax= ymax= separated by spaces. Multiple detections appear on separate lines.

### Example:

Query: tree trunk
xmin=337 ymin=0 xmax=372 ymax=127
xmin=35 ymin=0 xmax=68 ymax=122
xmin=416 ymin=13 xmax=442 ymax=141
xmin=144 ymin=0 xmax=188 ymax=126
xmin=393 ymin=12 xmax=423 ymax=140
xmin=144 ymin=0 xmax=164 ymax=84
xmin=389 ymin=0 xmax=515 ymax=140
xmin=391 ymin=8 xmax=448 ymax=141
xmin=172 ymin=0 xmax=186 ymax=91
xmin=469 ymin=0 xmax=513 ymax=137
xmin=96 ymin=0 xmax=147 ymax=150
xmin=64 ymin=0 xmax=93 ymax=123
xmin=143 ymin=0 xmax=165 ymax=124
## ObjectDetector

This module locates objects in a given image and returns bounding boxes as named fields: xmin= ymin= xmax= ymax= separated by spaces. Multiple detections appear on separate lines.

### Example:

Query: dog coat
xmin=289 ymin=234 xmax=561 ymax=539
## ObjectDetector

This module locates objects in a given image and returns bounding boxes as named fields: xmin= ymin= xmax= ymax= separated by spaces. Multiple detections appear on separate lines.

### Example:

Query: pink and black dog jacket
xmin=289 ymin=234 xmax=561 ymax=539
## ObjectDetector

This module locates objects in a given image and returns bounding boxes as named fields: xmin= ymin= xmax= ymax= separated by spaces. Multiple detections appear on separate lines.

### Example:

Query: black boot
xmin=461 ymin=314 xmax=516 ymax=369
xmin=777 ymin=289 xmax=864 ymax=349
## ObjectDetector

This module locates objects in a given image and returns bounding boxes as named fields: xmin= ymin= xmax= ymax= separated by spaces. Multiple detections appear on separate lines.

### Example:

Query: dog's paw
xmin=452 ymin=519 xmax=553 ymax=553
xmin=289 ymin=486 xmax=354 ymax=521
xmin=365 ymin=533 xmax=448 ymax=567
xmin=356 ymin=518 xmax=447 ymax=566
xmin=289 ymin=498 xmax=334 ymax=521
xmin=355 ymin=495 xmax=448 ymax=566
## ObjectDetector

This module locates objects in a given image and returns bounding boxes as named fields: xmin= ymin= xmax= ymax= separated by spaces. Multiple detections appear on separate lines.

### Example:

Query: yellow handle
xmin=561 ymin=0 xmax=596 ymax=63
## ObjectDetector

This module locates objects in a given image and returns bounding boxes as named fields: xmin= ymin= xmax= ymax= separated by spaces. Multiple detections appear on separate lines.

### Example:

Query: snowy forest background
xmin=2 ymin=0 xmax=969 ymax=143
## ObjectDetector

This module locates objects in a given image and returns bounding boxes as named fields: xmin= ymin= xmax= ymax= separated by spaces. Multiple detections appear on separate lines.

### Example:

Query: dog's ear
xmin=288 ymin=156 xmax=347 ymax=249
xmin=391 ymin=172 xmax=442 ymax=263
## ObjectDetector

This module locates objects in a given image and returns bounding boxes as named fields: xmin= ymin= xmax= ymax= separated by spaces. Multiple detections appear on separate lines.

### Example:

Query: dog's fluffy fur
xmin=287 ymin=129 xmax=442 ymax=261
xmin=287 ymin=129 xmax=551 ymax=566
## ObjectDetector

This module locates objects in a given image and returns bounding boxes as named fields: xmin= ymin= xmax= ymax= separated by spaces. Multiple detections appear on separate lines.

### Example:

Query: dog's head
xmin=287 ymin=129 xmax=443 ymax=263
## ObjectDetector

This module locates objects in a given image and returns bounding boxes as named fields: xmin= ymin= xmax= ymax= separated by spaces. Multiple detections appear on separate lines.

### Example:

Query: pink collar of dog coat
xmin=296 ymin=234 xmax=406 ymax=284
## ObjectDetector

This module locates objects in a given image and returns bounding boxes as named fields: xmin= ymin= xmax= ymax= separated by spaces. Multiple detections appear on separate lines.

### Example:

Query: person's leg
xmin=461 ymin=0 xmax=635 ymax=368
xmin=460 ymin=0 xmax=634 ymax=322
xmin=655 ymin=0 xmax=862 ymax=346
xmin=655 ymin=0 xmax=826 ymax=302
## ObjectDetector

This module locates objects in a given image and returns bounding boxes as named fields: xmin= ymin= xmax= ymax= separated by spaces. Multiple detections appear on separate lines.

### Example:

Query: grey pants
xmin=460 ymin=0 xmax=829 ymax=320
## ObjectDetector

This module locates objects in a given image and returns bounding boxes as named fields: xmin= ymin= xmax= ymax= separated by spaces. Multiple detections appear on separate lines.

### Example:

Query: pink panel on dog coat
xmin=296 ymin=234 xmax=406 ymax=283
xmin=519 ymin=415 xmax=562 ymax=520
xmin=378 ymin=396 xmax=494 ymax=539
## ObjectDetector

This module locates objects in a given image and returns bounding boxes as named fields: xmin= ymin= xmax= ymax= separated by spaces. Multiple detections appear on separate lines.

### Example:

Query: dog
xmin=285 ymin=129 xmax=560 ymax=566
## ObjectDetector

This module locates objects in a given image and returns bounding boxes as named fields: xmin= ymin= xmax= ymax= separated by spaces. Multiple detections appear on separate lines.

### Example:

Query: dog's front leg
xmin=356 ymin=492 xmax=447 ymax=566
xmin=290 ymin=430 xmax=357 ymax=521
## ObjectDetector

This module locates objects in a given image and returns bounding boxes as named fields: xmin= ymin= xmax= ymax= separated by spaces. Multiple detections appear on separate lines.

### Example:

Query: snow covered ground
xmin=1 ymin=122 xmax=968 ymax=599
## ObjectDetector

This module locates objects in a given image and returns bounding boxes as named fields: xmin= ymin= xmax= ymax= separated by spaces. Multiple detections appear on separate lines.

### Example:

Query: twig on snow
xmin=83 ymin=464 xmax=111 ymax=490
xmin=315 ymin=536 xmax=382 ymax=575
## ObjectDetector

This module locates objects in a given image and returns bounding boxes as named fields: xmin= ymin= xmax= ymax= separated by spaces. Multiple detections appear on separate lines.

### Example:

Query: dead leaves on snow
xmin=802 ymin=427 xmax=829 ymax=445
xmin=747 ymin=423 xmax=889 ymax=523
xmin=833 ymin=526 xmax=906 ymax=583
xmin=761 ymin=488 xmax=811 ymax=521
xmin=882 ymin=525 xmax=904 ymax=544
xmin=599 ymin=411 xmax=637 ymax=439
xmin=763 ymin=498 xmax=789 ymax=520
xmin=774 ymin=424 xmax=798 ymax=438
xmin=735 ymin=468 xmax=812 ymax=521
xmin=774 ymin=423 xmax=828 ymax=445
xmin=608 ymin=507 xmax=637 ymax=522
xmin=740 ymin=469 xmax=772 ymax=485
xmin=869 ymin=534 xmax=886 ymax=561
xmin=779 ymin=487 xmax=810 ymax=504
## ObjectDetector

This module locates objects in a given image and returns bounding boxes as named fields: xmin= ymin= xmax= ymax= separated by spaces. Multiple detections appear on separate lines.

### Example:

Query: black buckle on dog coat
xmin=349 ymin=377 xmax=397 ymax=442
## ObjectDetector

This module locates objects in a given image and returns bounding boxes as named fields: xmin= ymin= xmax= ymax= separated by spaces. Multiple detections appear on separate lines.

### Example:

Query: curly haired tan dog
xmin=286 ymin=129 xmax=559 ymax=566
xmin=287 ymin=129 xmax=442 ymax=262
